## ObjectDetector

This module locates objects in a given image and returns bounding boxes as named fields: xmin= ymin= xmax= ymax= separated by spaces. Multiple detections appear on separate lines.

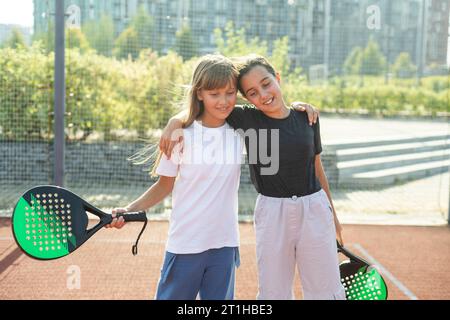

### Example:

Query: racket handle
xmin=118 ymin=211 xmax=147 ymax=222
xmin=115 ymin=211 xmax=148 ymax=256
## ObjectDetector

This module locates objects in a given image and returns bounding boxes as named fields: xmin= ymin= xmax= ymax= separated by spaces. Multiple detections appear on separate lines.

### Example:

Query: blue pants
xmin=156 ymin=247 xmax=240 ymax=300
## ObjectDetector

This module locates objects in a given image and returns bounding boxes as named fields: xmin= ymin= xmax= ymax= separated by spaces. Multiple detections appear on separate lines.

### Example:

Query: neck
xmin=265 ymin=103 xmax=290 ymax=119
xmin=197 ymin=113 xmax=226 ymax=128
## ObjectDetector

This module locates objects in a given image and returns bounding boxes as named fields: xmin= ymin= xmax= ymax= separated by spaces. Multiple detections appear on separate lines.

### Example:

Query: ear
xmin=196 ymin=89 xmax=203 ymax=101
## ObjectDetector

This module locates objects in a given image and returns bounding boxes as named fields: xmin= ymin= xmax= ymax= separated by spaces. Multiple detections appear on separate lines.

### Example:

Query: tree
xmin=131 ymin=5 xmax=154 ymax=52
xmin=113 ymin=6 xmax=154 ymax=60
xmin=31 ymin=23 xmax=90 ymax=53
xmin=344 ymin=47 xmax=363 ymax=75
xmin=66 ymin=28 xmax=91 ymax=53
xmin=214 ymin=21 xmax=267 ymax=57
xmin=113 ymin=27 xmax=139 ymax=60
xmin=32 ymin=22 xmax=54 ymax=52
xmin=360 ymin=38 xmax=386 ymax=76
xmin=392 ymin=52 xmax=417 ymax=78
xmin=174 ymin=23 xmax=198 ymax=61
xmin=3 ymin=27 xmax=27 ymax=49
xmin=271 ymin=36 xmax=290 ymax=77
xmin=82 ymin=15 xmax=115 ymax=56
xmin=213 ymin=22 xmax=299 ymax=79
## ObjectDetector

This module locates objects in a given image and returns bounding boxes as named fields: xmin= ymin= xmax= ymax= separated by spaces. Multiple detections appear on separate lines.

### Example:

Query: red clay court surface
xmin=0 ymin=218 xmax=449 ymax=300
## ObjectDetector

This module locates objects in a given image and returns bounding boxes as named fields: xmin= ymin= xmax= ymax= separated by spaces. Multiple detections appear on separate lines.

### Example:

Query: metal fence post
xmin=54 ymin=0 xmax=65 ymax=187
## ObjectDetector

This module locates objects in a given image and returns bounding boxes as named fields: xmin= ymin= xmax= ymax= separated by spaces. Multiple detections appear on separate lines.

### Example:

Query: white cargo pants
xmin=254 ymin=189 xmax=346 ymax=300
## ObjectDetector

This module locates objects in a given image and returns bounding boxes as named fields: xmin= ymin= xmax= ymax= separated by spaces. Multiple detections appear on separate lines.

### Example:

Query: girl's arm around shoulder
xmin=160 ymin=110 xmax=187 ymax=159
xmin=226 ymin=104 xmax=261 ymax=130
xmin=291 ymin=101 xmax=319 ymax=126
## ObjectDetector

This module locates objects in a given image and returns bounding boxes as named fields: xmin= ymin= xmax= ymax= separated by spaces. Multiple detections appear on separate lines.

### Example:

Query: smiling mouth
xmin=263 ymin=97 xmax=274 ymax=105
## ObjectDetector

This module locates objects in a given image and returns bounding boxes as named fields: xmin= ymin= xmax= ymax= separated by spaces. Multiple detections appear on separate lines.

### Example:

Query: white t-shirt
xmin=156 ymin=120 xmax=243 ymax=254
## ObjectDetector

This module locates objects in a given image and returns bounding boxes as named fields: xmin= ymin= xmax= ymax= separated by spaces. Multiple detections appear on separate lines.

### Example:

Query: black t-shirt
xmin=226 ymin=105 xmax=322 ymax=198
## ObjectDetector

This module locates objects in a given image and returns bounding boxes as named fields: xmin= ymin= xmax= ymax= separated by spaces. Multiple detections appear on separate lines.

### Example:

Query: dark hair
xmin=234 ymin=54 xmax=277 ymax=97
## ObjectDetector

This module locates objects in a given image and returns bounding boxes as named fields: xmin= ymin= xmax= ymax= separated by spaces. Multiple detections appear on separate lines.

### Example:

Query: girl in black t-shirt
xmin=230 ymin=54 xmax=344 ymax=300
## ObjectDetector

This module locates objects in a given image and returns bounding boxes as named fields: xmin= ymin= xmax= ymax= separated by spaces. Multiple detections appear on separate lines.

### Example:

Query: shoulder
xmin=231 ymin=104 xmax=262 ymax=116
xmin=227 ymin=104 xmax=263 ymax=130
xmin=229 ymin=104 xmax=263 ymax=119
xmin=182 ymin=122 xmax=195 ymax=135
xmin=290 ymin=108 xmax=310 ymax=125
xmin=290 ymin=109 xmax=321 ymax=134
xmin=223 ymin=122 xmax=235 ymax=131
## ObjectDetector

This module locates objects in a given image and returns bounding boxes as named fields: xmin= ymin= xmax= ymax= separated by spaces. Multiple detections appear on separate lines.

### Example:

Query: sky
xmin=0 ymin=0 xmax=34 ymax=27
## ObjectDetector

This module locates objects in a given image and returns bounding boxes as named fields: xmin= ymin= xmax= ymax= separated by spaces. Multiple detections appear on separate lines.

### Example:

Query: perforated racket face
xmin=340 ymin=261 xmax=388 ymax=300
xmin=12 ymin=186 xmax=89 ymax=260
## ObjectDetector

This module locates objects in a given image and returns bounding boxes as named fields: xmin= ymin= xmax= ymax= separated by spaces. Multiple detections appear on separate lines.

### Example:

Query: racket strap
xmin=132 ymin=219 xmax=148 ymax=256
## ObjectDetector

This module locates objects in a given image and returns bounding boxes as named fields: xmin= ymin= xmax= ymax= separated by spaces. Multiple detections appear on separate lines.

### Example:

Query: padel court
xmin=0 ymin=219 xmax=448 ymax=300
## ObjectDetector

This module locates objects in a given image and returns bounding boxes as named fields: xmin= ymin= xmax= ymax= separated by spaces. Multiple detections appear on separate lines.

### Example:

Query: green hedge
xmin=282 ymin=77 xmax=449 ymax=116
xmin=0 ymin=46 xmax=448 ymax=141
xmin=0 ymin=46 xmax=191 ymax=141
xmin=0 ymin=46 xmax=53 ymax=140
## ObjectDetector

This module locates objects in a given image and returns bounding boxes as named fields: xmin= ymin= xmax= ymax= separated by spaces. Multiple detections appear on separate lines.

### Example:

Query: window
xmin=215 ymin=0 xmax=226 ymax=11
xmin=316 ymin=0 xmax=324 ymax=11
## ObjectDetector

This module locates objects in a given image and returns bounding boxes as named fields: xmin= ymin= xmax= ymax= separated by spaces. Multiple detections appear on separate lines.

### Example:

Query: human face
xmin=240 ymin=65 xmax=287 ymax=118
xmin=197 ymin=81 xmax=237 ymax=127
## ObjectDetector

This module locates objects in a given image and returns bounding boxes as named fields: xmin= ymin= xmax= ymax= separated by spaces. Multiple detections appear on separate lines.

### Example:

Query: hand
xmin=105 ymin=208 xmax=127 ymax=229
xmin=159 ymin=119 xmax=184 ymax=159
xmin=334 ymin=216 xmax=344 ymax=246
xmin=291 ymin=101 xmax=319 ymax=126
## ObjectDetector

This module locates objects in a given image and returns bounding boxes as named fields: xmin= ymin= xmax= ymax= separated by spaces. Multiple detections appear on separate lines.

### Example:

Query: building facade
xmin=33 ymin=0 xmax=449 ymax=74
xmin=424 ymin=0 xmax=449 ymax=66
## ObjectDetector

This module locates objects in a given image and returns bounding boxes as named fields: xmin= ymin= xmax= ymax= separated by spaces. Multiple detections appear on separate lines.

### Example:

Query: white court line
xmin=352 ymin=243 xmax=419 ymax=300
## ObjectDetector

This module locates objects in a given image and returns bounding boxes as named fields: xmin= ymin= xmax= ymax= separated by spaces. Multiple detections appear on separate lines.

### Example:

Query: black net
xmin=1 ymin=0 xmax=449 ymax=222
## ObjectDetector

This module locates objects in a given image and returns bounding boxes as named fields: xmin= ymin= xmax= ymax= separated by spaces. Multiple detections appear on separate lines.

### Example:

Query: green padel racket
xmin=12 ymin=185 xmax=148 ymax=260
xmin=337 ymin=241 xmax=388 ymax=300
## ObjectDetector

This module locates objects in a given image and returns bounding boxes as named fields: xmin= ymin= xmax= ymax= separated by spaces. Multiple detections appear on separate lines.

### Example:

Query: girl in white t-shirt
xmin=106 ymin=54 xmax=243 ymax=300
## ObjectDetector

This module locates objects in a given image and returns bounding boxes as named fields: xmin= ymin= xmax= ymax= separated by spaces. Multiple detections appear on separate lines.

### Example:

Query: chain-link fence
xmin=1 ymin=0 xmax=449 ymax=222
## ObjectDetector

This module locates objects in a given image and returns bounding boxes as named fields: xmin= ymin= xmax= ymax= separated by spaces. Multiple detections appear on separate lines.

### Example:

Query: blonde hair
xmin=148 ymin=54 xmax=238 ymax=177
xmin=183 ymin=54 xmax=239 ymax=128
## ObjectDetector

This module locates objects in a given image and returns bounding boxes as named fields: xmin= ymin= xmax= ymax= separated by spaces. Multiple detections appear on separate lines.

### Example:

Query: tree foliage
xmin=2 ymin=27 xmax=27 ymax=49
xmin=174 ymin=24 xmax=198 ymax=61
xmin=392 ymin=52 xmax=417 ymax=78
xmin=344 ymin=39 xmax=387 ymax=76
xmin=82 ymin=15 xmax=115 ymax=56
xmin=0 ymin=22 xmax=447 ymax=142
